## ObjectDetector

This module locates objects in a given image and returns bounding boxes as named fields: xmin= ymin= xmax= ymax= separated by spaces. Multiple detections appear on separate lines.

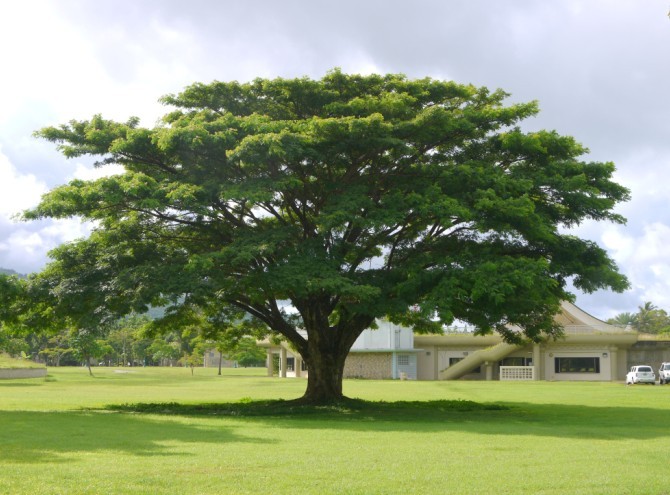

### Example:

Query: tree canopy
xmin=21 ymin=70 xmax=629 ymax=402
xmin=608 ymin=302 xmax=670 ymax=334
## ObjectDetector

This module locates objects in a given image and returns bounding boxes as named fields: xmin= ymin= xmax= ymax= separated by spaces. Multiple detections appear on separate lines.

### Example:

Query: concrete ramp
xmin=440 ymin=342 xmax=522 ymax=380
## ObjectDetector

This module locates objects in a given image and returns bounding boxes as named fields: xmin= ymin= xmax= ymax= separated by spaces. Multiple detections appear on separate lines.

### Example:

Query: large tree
xmin=25 ymin=70 xmax=629 ymax=403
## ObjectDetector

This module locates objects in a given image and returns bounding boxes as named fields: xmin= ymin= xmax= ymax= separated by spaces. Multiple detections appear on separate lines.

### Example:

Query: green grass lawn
xmin=0 ymin=353 xmax=46 ymax=369
xmin=1 ymin=367 xmax=669 ymax=494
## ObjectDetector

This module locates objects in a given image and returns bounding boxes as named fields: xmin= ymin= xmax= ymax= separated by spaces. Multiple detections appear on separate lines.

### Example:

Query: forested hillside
xmin=0 ymin=268 xmax=25 ymax=278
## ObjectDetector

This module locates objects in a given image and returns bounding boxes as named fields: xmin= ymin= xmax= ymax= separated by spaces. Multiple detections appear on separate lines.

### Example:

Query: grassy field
xmin=1 ymin=367 xmax=669 ymax=494
xmin=0 ymin=353 xmax=46 ymax=369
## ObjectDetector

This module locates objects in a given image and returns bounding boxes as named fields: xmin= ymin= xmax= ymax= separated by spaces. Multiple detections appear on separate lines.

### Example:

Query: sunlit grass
xmin=1 ymin=367 xmax=669 ymax=494
xmin=0 ymin=353 xmax=45 ymax=369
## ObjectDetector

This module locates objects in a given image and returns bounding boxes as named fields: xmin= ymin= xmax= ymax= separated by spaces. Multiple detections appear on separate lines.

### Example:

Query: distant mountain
xmin=146 ymin=305 xmax=166 ymax=319
xmin=0 ymin=267 xmax=25 ymax=278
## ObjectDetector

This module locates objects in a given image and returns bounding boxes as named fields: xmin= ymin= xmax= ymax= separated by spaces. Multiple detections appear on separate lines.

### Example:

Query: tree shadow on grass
xmin=0 ymin=382 xmax=42 ymax=387
xmin=0 ymin=409 xmax=272 ymax=464
xmin=4 ymin=399 xmax=668 ymax=465
xmin=103 ymin=398 xmax=670 ymax=441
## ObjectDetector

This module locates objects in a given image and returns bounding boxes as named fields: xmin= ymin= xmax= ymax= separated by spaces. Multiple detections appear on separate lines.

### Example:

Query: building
xmin=415 ymin=301 xmax=636 ymax=381
xmin=261 ymin=302 xmax=668 ymax=382
xmin=344 ymin=320 xmax=418 ymax=380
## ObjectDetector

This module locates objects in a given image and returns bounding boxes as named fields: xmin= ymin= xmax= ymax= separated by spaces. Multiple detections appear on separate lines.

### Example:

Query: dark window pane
xmin=555 ymin=357 xmax=600 ymax=373
xmin=449 ymin=357 xmax=480 ymax=374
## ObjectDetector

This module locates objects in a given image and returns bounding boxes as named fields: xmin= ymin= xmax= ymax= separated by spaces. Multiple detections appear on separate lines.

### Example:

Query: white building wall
xmin=416 ymin=347 xmax=438 ymax=380
xmin=395 ymin=353 xmax=417 ymax=380
xmin=438 ymin=349 xmax=485 ymax=372
xmin=544 ymin=347 xmax=612 ymax=381
xmin=351 ymin=320 xmax=414 ymax=351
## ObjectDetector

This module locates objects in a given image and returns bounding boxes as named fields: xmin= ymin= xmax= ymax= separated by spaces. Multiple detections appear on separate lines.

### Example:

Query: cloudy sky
xmin=0 ymin=0 xmax=668 ymax=319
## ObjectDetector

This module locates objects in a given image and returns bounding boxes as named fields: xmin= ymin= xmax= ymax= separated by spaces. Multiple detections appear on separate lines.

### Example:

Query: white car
xmin=659 ymin=363 xmax=670 ymax=385
xmin=626 ymin=365 xmax=656 ymax=385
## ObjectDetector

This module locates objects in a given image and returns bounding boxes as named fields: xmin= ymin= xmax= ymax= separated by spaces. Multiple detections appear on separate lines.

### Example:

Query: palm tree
xmin=607 ymin=312 xmax=637 ymax=328
xmin=636 ymin=302 xmax=659 ymax=333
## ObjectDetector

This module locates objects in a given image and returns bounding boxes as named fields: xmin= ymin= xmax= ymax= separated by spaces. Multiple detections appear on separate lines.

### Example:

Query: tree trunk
xmin=218 ymin=351 xmax=222 ymax=376
xmin=300 ymin=327 xmax=360 ymax=404
xmin=301 ymin=351 xmax=347 ymax=403
xmin=286 ymin=308 xmax=372 ymax=404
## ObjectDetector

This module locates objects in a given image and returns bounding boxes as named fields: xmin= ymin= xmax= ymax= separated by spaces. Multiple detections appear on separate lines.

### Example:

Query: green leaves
xmin=27 ymin=70 xmax=629 ymax=360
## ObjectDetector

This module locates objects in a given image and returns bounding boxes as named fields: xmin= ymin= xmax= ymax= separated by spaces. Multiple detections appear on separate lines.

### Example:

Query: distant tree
xmin=231 ymin=337 xmax=267 ymax=367
xmin=38 ymin=333 xmax=73 ymax=367
xmin=634 ymin=302 xmax=670 ymax=334
xmin=0 ymin=328 xmax=29 ymax=357
xmin=147 ymin=339 xmax=182 ymax=366
xmin=0 ymin=274 xmax=23 ymax=328
xmin=23 ymin=70 xmax=629 ymax=403
xmin=608 ymin=302 xmax=670 ymax=334
xmin=0 ymin=276 xmax=30 ymax=358
xmin=208 ymin=322 xmax=266 ymax=373
xmin=131 ymin=336 xmax=155 ymax=366
xmin=607 ymin=312 xmax=637 ymax=328
xmin=69 ymin=329 xmax=110 ymax=376
xmin=107 ymin=314 xmax=151 ymax=366
xmin=147 ymin=300 xmax=264 ymax=374
xmin=179 ymin=339 xmax=206 ymax=375
xmin=0 ymin=252 xmax=129 ymax=373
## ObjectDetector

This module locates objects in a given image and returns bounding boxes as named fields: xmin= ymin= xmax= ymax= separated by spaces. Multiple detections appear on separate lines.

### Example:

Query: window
xmin=554 ymin=357 xmax=600 ymax=373
xmin=500 ymin=357 xmax=533 ymax=366
xmin=449 ymin=357 xmax=480 ymax=374
xmin=397 ymin=354 xmax=410 ymax=366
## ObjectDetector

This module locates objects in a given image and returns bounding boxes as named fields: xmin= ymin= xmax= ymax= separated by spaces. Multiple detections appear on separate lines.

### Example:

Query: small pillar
xmin=609 ymin=347 xmax=618 ymax=381
xmin=485 ymin=361 xmax=493 ymax=381
xmin=533 ymin=344 xmax=541 ymax=381
xmin=280 ymin=347 xmax=287 ymax=378
xmin=295 ymin=355 xmax=302 ymax=378
xmin=266 ymin=349 xmax=274 ymax=377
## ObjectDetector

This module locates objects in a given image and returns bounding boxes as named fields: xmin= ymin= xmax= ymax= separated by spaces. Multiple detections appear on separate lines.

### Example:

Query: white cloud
xmin=601 ymin=228 xmax=635 ymax=265
xmin=631 ymin=223 xmax=670 ymax=264
xmin=0 ymin=0 xmax=669 ymax=319
xmin=583 ymin=222 xmax=670 ymax=315
xmin=0 ymin=3 xmax=104 ymax=124
xmin=1 ymin=230 xmax=44 ymax=254
xmin=0 ymin=148 xmax=95 ymax=274
xmin=0 ymin=148 xmax=47 ymax=216
xmin=40 ymin=218 xmax=92 ymax=243
xmin=70 ymin=163 xmax=125 ymax=181
xmin=0 ymin=218 xmax=91 ymax=275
